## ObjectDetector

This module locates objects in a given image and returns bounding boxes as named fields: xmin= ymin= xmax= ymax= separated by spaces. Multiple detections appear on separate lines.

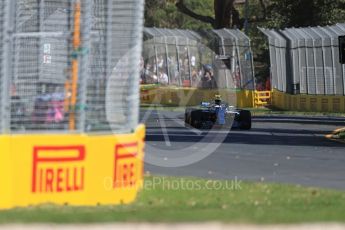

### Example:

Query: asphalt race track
xmin=141 ymin=109 xmax=345 ymax=190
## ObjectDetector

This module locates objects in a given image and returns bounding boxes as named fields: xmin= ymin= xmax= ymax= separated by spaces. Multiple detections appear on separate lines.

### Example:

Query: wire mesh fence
xmin=87 ymin=0 xmax=143 ymax=133
xmin=259 ymin=29 xmax=288 ymax=93
xmin=0 ymin=0 xmax=144 ymax=134
xmin=142 ymin=28 xmax=255 ymax=90
xmin=0 ymin=0 xmax=5 ymax=132
xmin=260 ymin=24 xmax=345 ymax=95
xmin=11 ymin=0 xmax=72 ymax=131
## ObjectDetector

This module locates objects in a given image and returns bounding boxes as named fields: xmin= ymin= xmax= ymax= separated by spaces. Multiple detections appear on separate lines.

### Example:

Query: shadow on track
xmin=253 ymin=116 xmax=345 ymax=126
xmin=146 ymin=128 xmax=344 ymax=148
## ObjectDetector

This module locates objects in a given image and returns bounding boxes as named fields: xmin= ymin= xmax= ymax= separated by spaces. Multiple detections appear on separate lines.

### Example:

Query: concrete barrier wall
xmin=141 ymin=87 xmax=254 ymax=108
xmin=272 ymin=90 xmax=345 ymax=113
xmin=141 ymin=87 xmax=345 ymax=112
xmin=0 ymin=125 xmax=145 ymax=210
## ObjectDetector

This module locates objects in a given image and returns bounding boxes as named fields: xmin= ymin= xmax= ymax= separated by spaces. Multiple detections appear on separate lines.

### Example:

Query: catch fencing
xmin=142 ymin=28 xmax=255 ymax=90
xmin=260 ymin=24 xmax=345 ymax=95
xmin=0 ymin=0 xmax=144 ymax=134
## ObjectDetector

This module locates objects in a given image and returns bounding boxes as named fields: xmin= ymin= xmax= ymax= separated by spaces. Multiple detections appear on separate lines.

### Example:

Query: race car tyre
xmin=185 ymin=108 xmax=193 ymax=124
xmin=190 ymin=110 xmax=203 ymax=129
xmin=239 ymin=110 xmax=252 ymax=130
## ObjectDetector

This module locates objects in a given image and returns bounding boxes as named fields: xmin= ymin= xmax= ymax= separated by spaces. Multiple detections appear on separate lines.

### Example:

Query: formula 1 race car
xmin=184 ymin=96 xmax=252 ymax=130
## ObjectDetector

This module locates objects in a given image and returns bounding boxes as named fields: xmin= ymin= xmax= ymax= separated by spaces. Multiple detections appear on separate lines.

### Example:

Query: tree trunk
xmin=175 ymin=0 xmax=269 ymax=29
xmin=214 ymin=0 xmax=233 ymax=29
xmin=176 ymin=0 xmax=236 ymax=29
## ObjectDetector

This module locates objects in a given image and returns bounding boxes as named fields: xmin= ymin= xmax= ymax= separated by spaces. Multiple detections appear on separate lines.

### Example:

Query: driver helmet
xmin=215 ymin=95 xmax=222 ymax=105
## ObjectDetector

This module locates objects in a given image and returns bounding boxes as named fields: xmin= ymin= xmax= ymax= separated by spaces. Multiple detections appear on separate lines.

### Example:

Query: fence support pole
xmin=69 ymin=0 xmax=81 ymax=131
xmin=77 ymin=0 xmax=92 ymax=132
xmin=1 ymin=0 xmax=15 ymax=133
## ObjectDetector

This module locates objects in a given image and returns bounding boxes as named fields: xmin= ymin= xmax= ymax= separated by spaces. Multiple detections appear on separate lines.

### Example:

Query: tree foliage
xmin=145 ymin=0 xmax=345 ymax=30
xmin=144 ymin=0 xmax=214 ymax=30
xmin=266 ymin=0 xmax=345 ymax=28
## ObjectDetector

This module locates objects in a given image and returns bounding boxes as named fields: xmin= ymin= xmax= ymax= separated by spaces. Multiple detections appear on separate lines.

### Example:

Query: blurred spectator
xmin=200 ymin=71 xmax=212 ymax=89
xmin=140 ymin=64 xmax=150 ymax=84
xmin=32 ymin=87 xmax=65 ymax=124
xmin=191 ymin=70 xmax=199 ymax=88
xmin=158 ymin=56 xmax=164 ymax=69
xmin=191 ymin=56 xmax=196 ymax=67
xmin=210 ymin=73 xmax=217 ymax=89
xmin=151 ymin=74 xmax=158 ymax=84
xmin=10 ymin=84 xmax=26 ymax=129
xmin=158 ymin=69 xmax=169 ymax=85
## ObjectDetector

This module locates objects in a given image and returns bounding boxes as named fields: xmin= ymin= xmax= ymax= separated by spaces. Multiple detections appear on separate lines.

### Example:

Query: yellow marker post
xmin=69 ymin=0 xmax=81 ymax=131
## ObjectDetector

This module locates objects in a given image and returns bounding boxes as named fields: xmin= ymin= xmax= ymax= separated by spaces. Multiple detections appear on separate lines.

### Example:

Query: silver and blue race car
xmin=184 ymin=96 xmax=252 ymax=130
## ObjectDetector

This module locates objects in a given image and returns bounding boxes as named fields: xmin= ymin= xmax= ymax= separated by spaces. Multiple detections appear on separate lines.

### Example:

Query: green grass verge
xmin=1 ymin=176 xmax=345 ymax=224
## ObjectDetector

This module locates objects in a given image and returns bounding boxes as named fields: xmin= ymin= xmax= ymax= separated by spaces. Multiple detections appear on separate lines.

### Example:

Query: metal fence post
xmin=105 ymin=0 xmax=113 ymax=86
xmin=164 ymin=37 xmax=170 ymax=85
xmin=249 ymin=36 xmax=256 ymax=90
xmin=225 ymin=29 xmax=243 ymax=89
xmin=77 ymin=0 xmax=92 ymax=132
xmin=186 ymin=38 xmax=193 ymax=85
xmin=153 ymin=40 xmax=159 ymax=80
xmin=127 ymin=0 xmax=144 ymax=131
xmin=1 ymin=0 xmax=15 ymax=133
xmin=174 ymin=35 xmax=181 ymax=87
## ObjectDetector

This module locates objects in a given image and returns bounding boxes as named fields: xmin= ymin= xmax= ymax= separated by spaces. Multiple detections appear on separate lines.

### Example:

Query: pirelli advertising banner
xmin=0 ymin=125 xmax=145 ymax=209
